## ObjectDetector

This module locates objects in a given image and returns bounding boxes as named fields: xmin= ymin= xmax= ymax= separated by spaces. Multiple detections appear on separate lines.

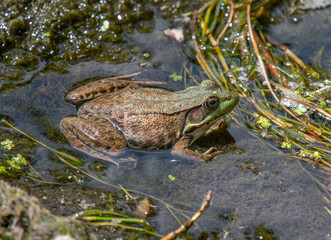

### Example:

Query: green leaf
xmin=257 ymin=116 xmax=271 ymax=128
xmin=294 ymin=104 xmax=307 ymax=115
xmin=0 ymin=166 xmax=7 ymax=174
xmin=7 ymin=160 xmax=21 ymax=169
xmin=169 ymin=72 xmax=182 ymax=82
xmin=320 ymin=101 xmax=327 ymax=108
xmin=281 ymin=142 xmax=292 ymax=149
xmin=1 ymin=139 xmax=15 ymax=150
xmin=43 ymin=32 xmax=51 ymax=37
xmin=168 ymin=174 xmax=175 ymax=181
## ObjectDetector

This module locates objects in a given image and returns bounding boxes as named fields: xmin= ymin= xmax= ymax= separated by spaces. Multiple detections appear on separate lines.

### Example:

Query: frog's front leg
xmin=60 ymin=117 xmax=133 ymax=166
xmin=171 ymin=138 xmax=222 ymax=162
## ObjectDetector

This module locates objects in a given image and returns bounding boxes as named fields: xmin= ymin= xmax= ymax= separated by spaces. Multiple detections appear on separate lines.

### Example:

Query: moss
xmin=3 ymin=69 xmax=24 ymax=81
xmin=9 ymin=18 xmax=28 ymax=36
xmin=0 ymin=180 xmax=95 ymax=240
xmin=2 ymin=50 xmax=39 ymax=69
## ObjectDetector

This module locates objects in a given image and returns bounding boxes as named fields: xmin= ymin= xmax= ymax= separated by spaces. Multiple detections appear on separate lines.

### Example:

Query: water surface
xmin=0 ymin=1 xmax=330 ymax=239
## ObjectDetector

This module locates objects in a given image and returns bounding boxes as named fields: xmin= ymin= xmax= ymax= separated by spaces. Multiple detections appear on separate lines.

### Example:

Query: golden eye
xmin=205 ymin=96 xmax=219 ymax=110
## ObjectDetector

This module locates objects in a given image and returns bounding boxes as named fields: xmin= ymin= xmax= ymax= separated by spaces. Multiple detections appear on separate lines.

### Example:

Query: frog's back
xmin=80 ymin=86 xmax=211 ymax=116
xmin=78 ymin=87 xmax=189 ymax=150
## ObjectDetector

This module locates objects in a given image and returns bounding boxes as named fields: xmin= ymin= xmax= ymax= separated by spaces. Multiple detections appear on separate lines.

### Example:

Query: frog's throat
xmin=182 ymin=115 xmax=223 ymax=143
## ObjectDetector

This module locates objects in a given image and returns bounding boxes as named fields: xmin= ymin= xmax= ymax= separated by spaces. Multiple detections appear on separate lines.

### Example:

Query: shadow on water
xmin=0 ymin=0 xmax=330 ymax=239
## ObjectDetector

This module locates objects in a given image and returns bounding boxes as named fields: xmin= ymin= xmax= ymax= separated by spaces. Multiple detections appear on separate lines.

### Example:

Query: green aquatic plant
xmin=188 ymin=0 xmax=330 ymax=168
xmin=0 ymin=139 xmax=27 ymax=174
xmin=6 ymin=153 xmax=27 ymax=170
xmin=280 ymin=141 xmax=292 ymax=150
xmin=256 ymin=116 xmax=271 ymax=128
xmin=294 ymin=104 xmax=308 ymax=116
xmin=168 ymin=174 xmax=176 ymax=181
xmin=80 ymin=208 xmax=162 ymax=238
xmin=1 ymin=139 xmax=15 ymax=150
xmin=169 ymin=72 xmax=183 ymax=82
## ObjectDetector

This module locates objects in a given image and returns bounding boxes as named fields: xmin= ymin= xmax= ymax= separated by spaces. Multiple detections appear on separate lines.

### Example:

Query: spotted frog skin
xmin=60 ymin=78 xmax=239 ymax=166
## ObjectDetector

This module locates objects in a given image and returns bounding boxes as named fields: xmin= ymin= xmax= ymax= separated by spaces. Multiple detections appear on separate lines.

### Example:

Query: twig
xmin=161 ymin=190 xmax=212 ymax=240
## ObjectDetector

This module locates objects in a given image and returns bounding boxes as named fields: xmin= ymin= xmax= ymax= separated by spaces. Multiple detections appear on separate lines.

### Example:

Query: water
xmin=0 ymin=1 xmax=330 ymax=239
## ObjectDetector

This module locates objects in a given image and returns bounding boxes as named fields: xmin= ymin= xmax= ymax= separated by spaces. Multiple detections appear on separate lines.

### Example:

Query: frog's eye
xmin=205 ymin=96 xmax=219 ymax=110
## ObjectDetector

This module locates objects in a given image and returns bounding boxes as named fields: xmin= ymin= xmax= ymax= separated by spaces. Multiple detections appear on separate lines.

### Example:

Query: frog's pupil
xmin=205 ymin=97 xmax=219 ymax=110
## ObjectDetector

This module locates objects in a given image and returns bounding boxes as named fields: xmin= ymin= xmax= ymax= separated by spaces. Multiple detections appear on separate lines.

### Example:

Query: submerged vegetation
xmin=0 ymin=139 xmax=27 ymax=174
xmin=187 ymin=0 xmax=330 ymax=195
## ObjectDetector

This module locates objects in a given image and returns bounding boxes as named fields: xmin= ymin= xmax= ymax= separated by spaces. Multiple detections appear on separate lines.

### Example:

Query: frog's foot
xmin=203 ymin=147 xmax=218 ymax=155
xmin=201 ymin=148 xmax=224 ymax=162
xmin=172 ymin=138 xmax=224 ymax=162
xmin=60 ymin=117 xmax=127 ymax=166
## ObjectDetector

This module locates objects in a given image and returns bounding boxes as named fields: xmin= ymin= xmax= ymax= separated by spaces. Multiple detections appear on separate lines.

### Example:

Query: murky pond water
xmin=0 ymin=1 xmax=330 ymax=239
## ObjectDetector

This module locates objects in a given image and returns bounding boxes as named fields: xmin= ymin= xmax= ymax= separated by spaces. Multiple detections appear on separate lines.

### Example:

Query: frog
xmin=60 ymin=77 xmax=239 ymax=166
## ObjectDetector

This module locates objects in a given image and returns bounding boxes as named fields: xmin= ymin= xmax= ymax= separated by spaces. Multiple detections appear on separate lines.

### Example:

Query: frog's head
xmin=182 ymin=80 xmax=239 ymax=140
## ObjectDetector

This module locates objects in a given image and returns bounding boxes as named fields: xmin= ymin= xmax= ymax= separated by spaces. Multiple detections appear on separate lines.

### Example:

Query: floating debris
xmin=164 ymin=28 xmax=184 ymax=43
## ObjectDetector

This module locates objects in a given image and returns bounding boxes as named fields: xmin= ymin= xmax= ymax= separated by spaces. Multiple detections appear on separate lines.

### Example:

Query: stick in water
xmin=161 ymin=190 xmax=213 ymax=240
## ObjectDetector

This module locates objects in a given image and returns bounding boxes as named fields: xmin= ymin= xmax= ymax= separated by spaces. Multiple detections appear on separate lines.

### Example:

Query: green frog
xmin=60 ymin=77 xmax=239 ymax=166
